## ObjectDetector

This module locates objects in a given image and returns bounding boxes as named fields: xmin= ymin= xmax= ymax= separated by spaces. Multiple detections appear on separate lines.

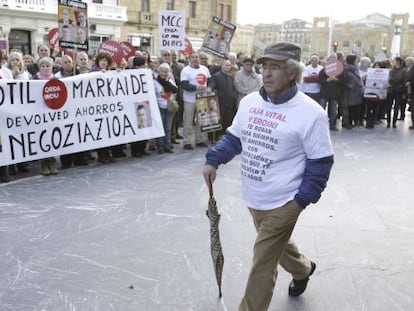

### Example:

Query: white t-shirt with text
xmin=227 ymin=91 xmax=333 ymax=210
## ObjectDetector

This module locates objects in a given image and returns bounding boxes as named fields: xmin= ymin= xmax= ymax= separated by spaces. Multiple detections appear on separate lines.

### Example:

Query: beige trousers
xmin=182 ymin=101 xmax=207 ymax=146
xmin=239 ymin=200 xmax=312 ymax=311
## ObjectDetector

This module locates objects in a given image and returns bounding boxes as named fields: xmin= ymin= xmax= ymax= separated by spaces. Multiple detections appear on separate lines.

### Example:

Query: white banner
xmin=0 ymin=69 xmax=164 ymax=165
xmin=158 ymin=10 xmax=185 ymax=51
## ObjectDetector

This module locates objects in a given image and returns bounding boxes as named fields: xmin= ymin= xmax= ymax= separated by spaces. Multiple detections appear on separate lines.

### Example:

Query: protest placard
xmin=364 ymin=68 xmax=390 ymax=100
xmin=325 ymin=59 xmax=344 ymax=77
xmin=158 ymin=10 xmax=185 ymax=51
xmin=196 ymin=91 xmax=222 ymax=133
xmin=58 ymin=0 xmax=88 ymax=51
xmin=201 ymin=16 xmax=236 ymax=58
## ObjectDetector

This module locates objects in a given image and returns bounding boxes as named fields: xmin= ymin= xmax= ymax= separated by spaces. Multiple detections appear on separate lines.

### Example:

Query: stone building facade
xmin=232 ymin=12 xmax=413 ymax=62
xmin=120 ymin=0 xmax=238 ymax=56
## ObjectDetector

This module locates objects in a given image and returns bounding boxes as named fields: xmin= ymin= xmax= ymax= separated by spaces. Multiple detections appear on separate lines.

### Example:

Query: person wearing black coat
xmin=318 ymin=55 xmax=345 ymax=130
xmin=210 ymin=59 xmax=238 ymax=137
xmin=404 ymin=57 xmax=414 ymax=129
xmin=387 ymin=57 xmax=407 ymax=128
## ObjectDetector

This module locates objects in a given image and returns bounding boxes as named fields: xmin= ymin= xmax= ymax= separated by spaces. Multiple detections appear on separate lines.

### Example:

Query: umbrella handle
xmin=208 ymin=181 xmax=214 ymax=199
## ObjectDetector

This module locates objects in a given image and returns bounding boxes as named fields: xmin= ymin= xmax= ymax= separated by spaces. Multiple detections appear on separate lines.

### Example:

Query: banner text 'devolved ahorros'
xmin=0 ymin=69 xmax=164 ymax=165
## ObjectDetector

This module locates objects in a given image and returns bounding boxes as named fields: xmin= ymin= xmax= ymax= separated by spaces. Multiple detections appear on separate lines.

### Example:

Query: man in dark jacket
xmin=319 ymin=53 xmax=346 ymax=130
xmin=211 ymin=59 xmax=238 ymax=137
xmin=404 ymin=57 xmax=414 ymax=129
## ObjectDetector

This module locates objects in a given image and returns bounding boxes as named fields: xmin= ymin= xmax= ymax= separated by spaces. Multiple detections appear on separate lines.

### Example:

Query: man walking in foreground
xmin=202 ymin=42 xmax=334 ymax=310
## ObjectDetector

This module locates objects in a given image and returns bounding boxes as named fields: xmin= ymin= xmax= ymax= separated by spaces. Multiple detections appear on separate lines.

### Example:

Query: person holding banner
xmin=1 ymin=51 xmax=32 ymax=175
xmin=90 ymin=52 xmax=118 ymax=163
xmin=33 ymin=57 xmax=59 ymax=176
xmin=55 ymin=55 xmax=91 ymax=169
xmin=130 ymin=56 xmax=151 ymax=158
xmin=0 ymin=49 xmax=11 ymax=183
xmin=154 ymin=63 xmax=178 ymax=154
xmin=180 ymin=52 xmax=211 ymax=150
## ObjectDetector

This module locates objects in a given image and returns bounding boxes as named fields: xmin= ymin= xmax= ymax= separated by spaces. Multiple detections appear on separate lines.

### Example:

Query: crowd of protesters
xmin=301 ymin=51 xmax=414 ymax=130
xmin=1 ymin=44 xmax=413 ymax=183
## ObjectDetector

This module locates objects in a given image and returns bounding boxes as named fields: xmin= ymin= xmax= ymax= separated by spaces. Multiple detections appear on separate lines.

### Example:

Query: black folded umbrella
xmin=206 ymin=183 xmax=224 ymax=298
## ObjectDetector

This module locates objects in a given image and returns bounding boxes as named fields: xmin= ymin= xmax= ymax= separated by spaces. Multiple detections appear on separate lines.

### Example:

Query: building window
xmin=9 ymin=29 xmax=31 ymax=55
xmin=189 ymin=1 xmax=196 ymax=18
xmin=166 ymin=0 xmax=174 ymax=10
xmin=92 ymin=0 xmax=103 ymax=3
xmin=226 ymin=5 xmax=232 ymax=20
xmin=142 ymin=0 xmax=150 ymax=13
xmin=89 ymin=35 xmax=110 ymax=57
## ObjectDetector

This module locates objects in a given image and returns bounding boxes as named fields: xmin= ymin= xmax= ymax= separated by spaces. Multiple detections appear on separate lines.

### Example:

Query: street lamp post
xmin=328 ymin=18 xmax=333 ymax=55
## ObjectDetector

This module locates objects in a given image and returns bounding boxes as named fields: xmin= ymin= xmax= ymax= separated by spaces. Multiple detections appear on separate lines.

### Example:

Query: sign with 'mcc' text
xmin=158 ymin=10 xmax=185 ymax=51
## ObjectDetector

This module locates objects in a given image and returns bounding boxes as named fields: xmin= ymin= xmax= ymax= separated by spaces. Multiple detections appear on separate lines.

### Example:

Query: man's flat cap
xmin=256 ymin=42 xmax=301 ymax=64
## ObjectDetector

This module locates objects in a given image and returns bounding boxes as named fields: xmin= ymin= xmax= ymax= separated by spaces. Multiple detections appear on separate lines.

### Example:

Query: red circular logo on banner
xmin=120 ymin=41 xmax=136 ymax=58
xmin=196 ymin=73 xmax=207 ymax=86
xmin=47 ymin=27 xmax=59 ymax=48
xmin=97 ymin=40 xmax=124 ymax=65
xmin=42 ymin=79 xmax=68 ymax=110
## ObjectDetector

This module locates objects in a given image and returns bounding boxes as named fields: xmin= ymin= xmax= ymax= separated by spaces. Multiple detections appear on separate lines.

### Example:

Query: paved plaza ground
xmin=1 ymin=120 xmax=414 ymax=311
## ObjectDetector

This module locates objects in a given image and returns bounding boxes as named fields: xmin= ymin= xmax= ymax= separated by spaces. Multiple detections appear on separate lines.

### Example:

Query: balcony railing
xmin=0 ymin=0 xmax=127 ymax=22
xmin=0 ymin=0 xmax=52 ymax=12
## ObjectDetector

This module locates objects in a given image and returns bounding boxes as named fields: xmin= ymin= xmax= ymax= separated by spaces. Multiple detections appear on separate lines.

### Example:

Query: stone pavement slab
xmin=1 ymin=123 xmax=414 ymax=310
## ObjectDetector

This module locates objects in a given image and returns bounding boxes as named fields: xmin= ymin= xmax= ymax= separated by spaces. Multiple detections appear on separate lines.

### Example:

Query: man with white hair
xmin=203 ymin=42 xmax=334 ymax=310
xmin=27 ymin=44 xmax=59 ymax=76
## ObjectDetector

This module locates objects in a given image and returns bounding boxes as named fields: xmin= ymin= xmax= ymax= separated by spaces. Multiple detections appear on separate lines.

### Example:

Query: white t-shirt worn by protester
xmin=300 ymin=64 xmax=323 ymax=94
xmin=227 ymin=91 xmax=333 ymax=210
